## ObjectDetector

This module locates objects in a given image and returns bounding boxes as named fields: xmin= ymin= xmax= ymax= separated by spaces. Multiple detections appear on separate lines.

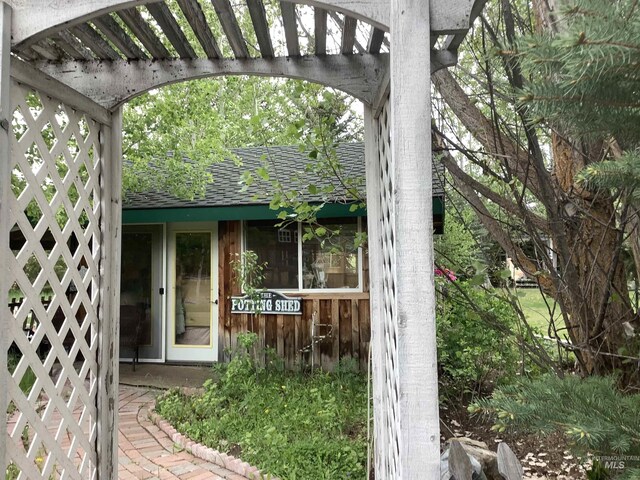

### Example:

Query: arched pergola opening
xmin=0 ymin=1 xmax=486 ymax=478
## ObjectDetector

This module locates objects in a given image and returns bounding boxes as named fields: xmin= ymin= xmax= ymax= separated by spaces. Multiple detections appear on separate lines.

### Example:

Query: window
xmin=244 ymin=217 xmax=361 ymax=291
xmin=246 ymin=220 xmax=298 ymax=289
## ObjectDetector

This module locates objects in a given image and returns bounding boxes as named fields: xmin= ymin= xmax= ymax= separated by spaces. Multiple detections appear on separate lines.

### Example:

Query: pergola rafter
xmin=6 ymin=0 xmax=484 ymax=107
xmin=1 ymin=0 xmax=487 ymax=478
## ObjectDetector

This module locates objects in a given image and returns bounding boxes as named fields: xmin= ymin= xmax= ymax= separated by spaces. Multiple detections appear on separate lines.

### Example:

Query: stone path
xmin=118 ymin=386 xmax=252 ymax=480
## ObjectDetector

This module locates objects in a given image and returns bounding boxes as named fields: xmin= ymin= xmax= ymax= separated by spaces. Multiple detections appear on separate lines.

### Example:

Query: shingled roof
xmin=123 ymin=142 xmax=445 ymax=211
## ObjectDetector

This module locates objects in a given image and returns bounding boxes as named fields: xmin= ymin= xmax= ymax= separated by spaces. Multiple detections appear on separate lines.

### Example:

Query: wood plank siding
xmin=218 ymin=220 xmax=370 ymax=371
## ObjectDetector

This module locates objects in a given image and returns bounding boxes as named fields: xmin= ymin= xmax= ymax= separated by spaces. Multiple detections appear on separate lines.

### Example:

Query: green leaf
xmin=468 ymin=274 xmax=485 ymax=286
xmin=256 ymin=166 xmax=270 ymax=180
xmin=497 ymin=269 xmax=511 ymax=279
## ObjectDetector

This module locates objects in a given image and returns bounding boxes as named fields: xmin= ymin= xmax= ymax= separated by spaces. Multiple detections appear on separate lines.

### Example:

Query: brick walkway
xmin=118 ymin=386 xmax=252 ymax=480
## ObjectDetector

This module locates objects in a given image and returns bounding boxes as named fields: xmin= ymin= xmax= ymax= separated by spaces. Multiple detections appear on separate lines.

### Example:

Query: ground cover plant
xmin=155 ymin=336 xmax=369 ymax=480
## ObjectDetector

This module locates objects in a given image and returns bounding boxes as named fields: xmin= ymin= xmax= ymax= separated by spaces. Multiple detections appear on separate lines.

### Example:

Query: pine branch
xmin=578 ymin=152 xmax=640 ymax=192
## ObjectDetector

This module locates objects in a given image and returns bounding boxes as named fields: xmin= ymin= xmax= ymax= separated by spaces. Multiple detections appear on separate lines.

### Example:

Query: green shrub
xmin=436 ymin=281 xmax=520 ymax=396
xmin=156 ymin=336 xmax=369 ymax=479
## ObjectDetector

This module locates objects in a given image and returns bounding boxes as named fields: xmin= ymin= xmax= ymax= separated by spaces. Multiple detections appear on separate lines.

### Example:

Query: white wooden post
xmin=0 ymin=2 xmax=11 ymax=476
xmin=97 ymin=106 xmax=122 ymax=479
xmin=364 ymin=105 xmax=386 ymax=475
xmin=391 ymin=0 xmax=440 ymax=477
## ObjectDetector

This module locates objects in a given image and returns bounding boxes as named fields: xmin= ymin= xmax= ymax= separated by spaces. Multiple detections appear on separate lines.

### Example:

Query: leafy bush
xmin=436 ymin=281 xmax=520 ymax=396
xmin=156 ymin=339 xmax=369 ymax=479
xmin=471 ymin=375 xmax=640 ymax=479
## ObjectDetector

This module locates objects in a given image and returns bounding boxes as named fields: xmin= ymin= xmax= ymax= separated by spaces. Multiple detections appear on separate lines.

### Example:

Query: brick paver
xmin=118 ymin=386 xmax=255 ymax=480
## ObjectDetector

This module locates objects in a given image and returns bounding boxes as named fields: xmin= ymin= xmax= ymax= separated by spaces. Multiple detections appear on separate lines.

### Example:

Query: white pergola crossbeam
xmin=117 ymin=7 xmax=172 ymax=59
xmin=176 ymin=0 xmax=222 ymax=59
xmin=246 ymin=0 xmax=274 ymax=58
xmin=10 ymin=57 xmax=112 ymax=124
xmin=34 ymin=55 xmax=390 ymax=109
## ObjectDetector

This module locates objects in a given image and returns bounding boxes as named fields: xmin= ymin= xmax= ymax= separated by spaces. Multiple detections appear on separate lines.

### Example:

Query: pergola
xmin=0 ymin=1 xmax=485 ymax=478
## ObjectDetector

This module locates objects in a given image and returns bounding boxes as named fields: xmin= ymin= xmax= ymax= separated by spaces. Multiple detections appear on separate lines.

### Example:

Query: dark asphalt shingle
xmin=123 ymin=142 xmax=444 ymax=210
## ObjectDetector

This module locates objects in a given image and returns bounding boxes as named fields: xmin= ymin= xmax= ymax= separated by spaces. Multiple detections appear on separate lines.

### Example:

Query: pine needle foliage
xmin=578 ymin=152 xmax=640 ymax=198
xmin=471 ymin=375 xmax=640 ymax=478
xmin=516 ymin=0 xmax=640 ymax=145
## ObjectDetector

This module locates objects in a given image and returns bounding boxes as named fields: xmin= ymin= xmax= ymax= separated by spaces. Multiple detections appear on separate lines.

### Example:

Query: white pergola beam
xmin=11 ymin=58 xmax=112 ymax=124
xmin=246 ymin=0 xmax=274 ymax=58
xmin=371 ymin=49 xmax=457 ymax=117
xmin=211 ymin=0 xmax=249 ymax=59
xmin=391 ymin=0 xmax=440 ymax=477
xmin=9 ymin=0 xmax=483 ymax=47
xmin=291 ymin=0 xmax=480 ymax=32
xmin=314 ymin=7 xmax=327 ymax=55
xmin=280 ymin=1 xmax=300 ymax=57
xmin=35 ymin=55 xmax=390 ymax=109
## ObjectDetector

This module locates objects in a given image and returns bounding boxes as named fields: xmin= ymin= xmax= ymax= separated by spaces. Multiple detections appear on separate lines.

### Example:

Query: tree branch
xmin=433 ymin=68 xmax=543 ymax=199
xmin=444 ymin=153 xmax=556 ymax=295
xmin=435 ymin=132 xmax=550 ymax=234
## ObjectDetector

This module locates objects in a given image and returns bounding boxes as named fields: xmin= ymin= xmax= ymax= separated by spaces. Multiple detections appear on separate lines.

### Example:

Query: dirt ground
xmin=119 ymin=362 xmax=213 ymax=389
xmin=440 ymin=402 xmax=589 ymax=479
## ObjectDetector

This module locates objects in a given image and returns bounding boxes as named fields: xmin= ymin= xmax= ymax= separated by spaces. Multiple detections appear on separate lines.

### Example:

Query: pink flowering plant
xmin=435 ymin=267 xmax=457 ymax=282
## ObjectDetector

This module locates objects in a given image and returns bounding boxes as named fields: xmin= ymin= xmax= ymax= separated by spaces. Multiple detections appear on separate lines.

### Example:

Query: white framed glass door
xmin=120 ymin=224 xmax=164 ymax=361
xmin=166 ymin=222 xmax=218 ymax=362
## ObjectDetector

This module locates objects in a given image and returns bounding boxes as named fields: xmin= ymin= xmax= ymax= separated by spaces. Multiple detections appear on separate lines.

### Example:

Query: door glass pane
xmin=120 ymin=232 xmax=153 ymax=351
xmin=175 ymin=232 xmax=211 ymax=346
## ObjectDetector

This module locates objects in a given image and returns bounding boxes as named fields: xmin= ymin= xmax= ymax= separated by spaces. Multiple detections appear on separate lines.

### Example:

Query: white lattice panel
xmin=5 ymin=80 xmax=102 ymax=479
xmin=374 ymin=97 xmax=401 ymax=479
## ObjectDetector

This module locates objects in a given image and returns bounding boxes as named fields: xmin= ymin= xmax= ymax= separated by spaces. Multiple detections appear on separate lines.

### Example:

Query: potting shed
xmin=0 ymin=0 xmax=485 ymax=478
xmin=119 ymin=142 xmax=445 ymax=368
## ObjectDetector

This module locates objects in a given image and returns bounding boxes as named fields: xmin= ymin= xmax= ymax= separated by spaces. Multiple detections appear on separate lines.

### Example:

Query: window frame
xmin=242 ymin=217 xmax=364 ymax=293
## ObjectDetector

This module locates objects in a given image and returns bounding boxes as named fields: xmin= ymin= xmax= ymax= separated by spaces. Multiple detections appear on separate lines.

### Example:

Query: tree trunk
xmin=551 ymin=136 xmax=635 ymax=378
xmin=626 ymin=207 xmax=640 ymax=294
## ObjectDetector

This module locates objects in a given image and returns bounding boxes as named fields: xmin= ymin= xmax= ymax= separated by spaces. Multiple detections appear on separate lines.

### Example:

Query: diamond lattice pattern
xmin=374 ymin=98 xmax=401 ymax=479
xmin=6 ymin=81 xmax=102 ymax=479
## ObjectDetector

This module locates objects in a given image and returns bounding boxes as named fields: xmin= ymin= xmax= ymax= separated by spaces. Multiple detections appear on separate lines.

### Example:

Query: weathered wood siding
xmin=218 ymin=220 xmax=370 ymax=371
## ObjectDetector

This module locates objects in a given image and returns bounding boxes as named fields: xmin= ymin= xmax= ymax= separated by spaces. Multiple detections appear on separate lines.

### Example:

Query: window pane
xmin=246 ymin=220 xmax=298 ymax=289
xmin=175 ymin=232 xmax=211 ymax=346
xmin=302 ymin=218 xmax=359 ymax=289
xmin=120 ymin=232 xmax=153 ymax=346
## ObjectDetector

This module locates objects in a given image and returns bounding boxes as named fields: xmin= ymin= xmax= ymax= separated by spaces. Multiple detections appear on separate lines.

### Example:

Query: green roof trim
xmin=122 ymin=197 xmax=444 ymax=224
xmin=123 ymin=203 xmax=361 ymax=223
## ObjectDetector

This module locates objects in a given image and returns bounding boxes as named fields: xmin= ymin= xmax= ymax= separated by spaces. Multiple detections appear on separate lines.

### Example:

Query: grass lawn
xmin=514 ymin=288 xmax=564 ymax=334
